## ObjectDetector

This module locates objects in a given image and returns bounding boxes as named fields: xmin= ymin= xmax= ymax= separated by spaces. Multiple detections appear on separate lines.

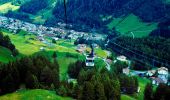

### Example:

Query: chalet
xmin=151 ymin=77 xmax=165 ymax=85
xmin=146 ymin=70 xmax=156 ymax=77
xmin=150 ymin=67 xmax=169 ymax=85
xmin=123 ymin=67 xmax=130 ymax=75
xmin=76 ymin=44 xmax=86 ymax=53
xmin=117 ymin=55 xmax=128 ymax=62
xmin=157 ymin=67 xmax=169 ymax=84
xmin=52 ymin=37 xmax=59 ymax=41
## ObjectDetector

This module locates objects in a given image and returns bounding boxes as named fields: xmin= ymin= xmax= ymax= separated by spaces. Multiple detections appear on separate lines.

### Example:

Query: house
xmin=151 ymin=77 xmax=165 ymax=85
xmin=52 ymin=37 xmax=59 ymax=41
xmin=117 ymin=55 xmax=128 ymax=62
xmin=146 ymin=70 xmax=156 ymax=77
xmin=157 ymin=67 xmax=169 ymax=84
xmin=150 ymin=67 xmax=169 ymax=85
xmin=76 ymin=44 xmax=86 ymax=53
xmin=40 ymin=47 xmax=45 ymax=51
xmin=123 ymin=67 xmax=130 ymax=75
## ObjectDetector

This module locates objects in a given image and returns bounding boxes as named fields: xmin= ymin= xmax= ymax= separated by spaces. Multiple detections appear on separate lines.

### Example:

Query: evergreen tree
xmin=144 ymin=83 xmax=153 ymax=100
xmin=52 ymin=51 xmax=57 ymax=58
xmin=77 ymin=69 xmax=87 ymax=85
xmin=81 ymin=82 xmax=95 ymax=100
xmin=153 ymin=83 xmax=169 ymax=100
xmin=58 ymin=85 xmax=68 ymax=96
xmin=25 ymin=72 xmax=39 ymax=89
xmin=95 ymin=82 xmax=107 ymax=100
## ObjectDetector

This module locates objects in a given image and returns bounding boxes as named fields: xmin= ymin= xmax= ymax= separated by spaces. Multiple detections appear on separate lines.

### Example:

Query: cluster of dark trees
xmin=119 ymin=74 xmax=138 ymax=94
xmin=144 ymin=83 xmax=170 ymax=100
xmin=5 ymin=11 xmax=30 ymax=22
xmin=19 ymin=0 xmax=48 ymax=14
xmin=0 ymin=31 xmax=18 ymax=56
xmin=68 ymin=61 xmax=86 ymax=79
xmin=66 ymin=60 xmax=138 ymax=99
xmin=150 ymin=18 xmax=170 ymax=38
xmin=108 ymin=36 xmax=170 ymax=70
xmin=67 ymin=64 xmax=121 ymax=100
xmin=0 ymin=54 xmax=59 ymax=95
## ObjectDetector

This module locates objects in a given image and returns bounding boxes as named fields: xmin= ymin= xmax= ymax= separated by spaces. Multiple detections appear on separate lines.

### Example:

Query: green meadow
xmin=0 ymin=2 xmax=20 ymax=14
xmin=0 ymin=89 xmax=73 ymax=100
xmin=107 ymin=14 xmax=158 ymax=37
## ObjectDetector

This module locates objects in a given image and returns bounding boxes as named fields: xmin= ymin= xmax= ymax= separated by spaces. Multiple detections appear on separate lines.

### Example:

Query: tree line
xmin=0 ymin=54 xmax=59 ymax=95
xmin=144 ymin=83 xmax=170 ymax=100
xmin=65 ymin=60 xmax=139 ymax=99
xmin=0 ymin=31 xmax=18 ymax=56
xmin=108 ymin=36 xmax=170 ymax=70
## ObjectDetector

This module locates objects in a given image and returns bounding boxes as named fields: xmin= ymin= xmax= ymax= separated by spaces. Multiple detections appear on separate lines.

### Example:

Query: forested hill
xmin=51 ymin=0 xmax=169 ymax=28
xmin=1 ymin=0 xmax=170 ymax=36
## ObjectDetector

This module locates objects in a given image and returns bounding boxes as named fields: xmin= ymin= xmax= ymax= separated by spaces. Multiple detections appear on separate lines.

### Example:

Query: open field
xmin=1 ymin=29 xmax=78 ymax=56
xmin=107 ymin=14 xmax=158 ymax=37
xmin=0 ymin=2 xmax=20 ymax=14
xmin=0 ymin=89 xmax=73 ymax=100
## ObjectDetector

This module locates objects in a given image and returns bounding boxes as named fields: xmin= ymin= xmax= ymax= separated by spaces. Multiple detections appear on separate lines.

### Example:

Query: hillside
xmin=0 ymin=89 xmax=72 ymax=100
xmin=0 ymin=46 xmax=13 ymax=63
xmin=0 ymin=0 xmax=169 ymax=37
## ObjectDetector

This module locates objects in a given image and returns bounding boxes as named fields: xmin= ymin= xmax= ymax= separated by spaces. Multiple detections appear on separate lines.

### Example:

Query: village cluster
xmin=116 ymin=56 xmax=169 ymax=86
xmin=0 ymin=15 xmax=105 ymax=44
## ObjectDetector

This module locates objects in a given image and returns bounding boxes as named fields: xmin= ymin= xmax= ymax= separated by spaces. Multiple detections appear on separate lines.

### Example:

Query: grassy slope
xmin=0 ymin=89 xmax=72 ymax=100
xmin=122 ymin=76 xmax=151 ymax=100
xmin=0 ymin=46 xmax=14 ymax=63
xmin=107 ymin=14 xmax=158 ymax=37
xmin=0 ymin=2 xmax=20 ymax=13
xmin=121 ymin=95 xmax=136 ymax=100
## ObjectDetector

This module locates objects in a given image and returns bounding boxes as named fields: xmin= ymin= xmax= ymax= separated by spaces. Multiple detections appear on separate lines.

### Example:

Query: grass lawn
xmin=94 ymin=58 xmax=107 ymax=71
xmin=121 ymin=94 xmax=136 ymax=100
xmin=107 ymin=14 xmax=158 ymax=37
xmin=136 ymin=77 xmax=151 ymax=100
xmin=95 ymin=48 xmax=108 ymax=58
xmin=0 ymin=89 xmax=73 ymax=100
xmin=0 ymin=2 xmax=20 ymax=14
xmin=1 ymin=29 xmax=78 ymax=56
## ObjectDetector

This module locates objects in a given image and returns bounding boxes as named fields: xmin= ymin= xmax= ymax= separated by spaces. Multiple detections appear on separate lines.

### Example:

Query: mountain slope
xmin=0 ymin=89 xmax=72 ymax=100
xmin=0 ymin=46 xmax=13 ymax=63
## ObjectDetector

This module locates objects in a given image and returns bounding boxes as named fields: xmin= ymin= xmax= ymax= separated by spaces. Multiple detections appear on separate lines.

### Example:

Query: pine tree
xmin=144 ymin=83 xmax=153 ymax=100
xmin=81 ymin=82 xmax=95 ymax=100
xmin=52 ymin=51 xmax=57 ymax=58
xmin=77 ymin=69 xmax=87 ymax=85
xmin=25 ymin=72 xmax=39 ymax=89
xmin=58 ymin=85 xmax=68 ymax=96
xmin=95 ymin=82 xmax=107 ymax=100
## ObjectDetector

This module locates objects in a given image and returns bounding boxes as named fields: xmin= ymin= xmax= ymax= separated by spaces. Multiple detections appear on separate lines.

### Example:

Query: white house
xmin=117 ymin=55 xmax=128 ymax=62
xmin=146 ymin=70 xmax=156 ymax=77
xmin=157 ymin=67 xmax=169 ymax=84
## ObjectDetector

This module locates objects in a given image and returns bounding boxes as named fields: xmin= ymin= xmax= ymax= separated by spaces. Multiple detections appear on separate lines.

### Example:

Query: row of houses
xmin=116 ymin=55 xmax=169 ymax=86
